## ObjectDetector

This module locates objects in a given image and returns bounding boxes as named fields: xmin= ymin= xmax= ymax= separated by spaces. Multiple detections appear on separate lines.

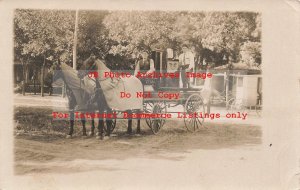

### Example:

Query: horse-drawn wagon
xmin=55 ymin=48 xmax=211 ymax=137
xmin=137 ymin=49 xmax=210 ymax=134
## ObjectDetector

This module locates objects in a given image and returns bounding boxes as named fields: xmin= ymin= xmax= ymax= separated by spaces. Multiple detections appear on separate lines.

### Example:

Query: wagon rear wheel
xmin=226 ymin=98 xmax=235 ymax=110
xmin=229 ymin=99 xmax=246 ymax=113
xmin=184 ymin=94 xmax=205 ymax=132
xmin=144 ymin=102 xmax=154 ymax=128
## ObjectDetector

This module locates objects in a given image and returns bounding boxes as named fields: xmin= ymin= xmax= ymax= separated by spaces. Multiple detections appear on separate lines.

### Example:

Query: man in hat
xmin=179 ymin=44 xmax=195 ymax=88
xmin=134 ymin=51 xmax=155 ymax=76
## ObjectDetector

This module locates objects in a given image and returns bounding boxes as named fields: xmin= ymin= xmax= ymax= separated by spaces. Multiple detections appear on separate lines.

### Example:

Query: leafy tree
xmin=104 ymin=11 xmax=261 ymax=69
xmin=240 ymin=41 xmax=261 ymax=66
xmin=172 ymin=12 xmax=261 ymax=67
xmin=171 ymin=12 xmax=205 ymax=50
xmin=14 ymin=9 xmax=75 ymax=96
xmin=14 ymin=10 xmax=262 ymax=97
xmin=200 ymin=12 xmax=259 ymax=62
xmin=103 ymin=11 xmax=177 ymax=57
xmin=77 ymin=10 xmax=111 ymax=63
xmin=251 ymin=13 xmax=261 ymax=41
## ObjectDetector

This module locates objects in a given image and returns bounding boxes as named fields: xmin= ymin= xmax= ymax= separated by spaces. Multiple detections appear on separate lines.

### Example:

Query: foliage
xmin=200 ymin=12 xmax=259 ymax=61
xmin=104 ymin=11 xmax=261 ymax=64
xmin=77 ymin=10 xmax=110 ymax=61
xmin=14 ymin=10 xmax=262 ymax=94
xmin=103 ymin=11 xmax=178 ymax=57
xmin=240 ymin=41 xmax=261 ymax=66
xmin=14 ymin=9 xmax=75 ymax=62
xmin=171 ymin=12 xmax=205 ymax=50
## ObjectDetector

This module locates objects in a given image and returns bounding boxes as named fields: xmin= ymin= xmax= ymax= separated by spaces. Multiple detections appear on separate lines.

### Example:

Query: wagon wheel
xmin=226 ymin=98 xmax=235 ymax=110
xmin=144 ymin=102 xmax=166 ymax=129
xmin=230 ymin=99 xmax=246 ymax=113
xmin=145 ymin=102 xmax=166 ymax=134
xmin=184 ymin=94 xmax=205 ymax=132
xmin=144 ymin=102 xmax=154 ymax=128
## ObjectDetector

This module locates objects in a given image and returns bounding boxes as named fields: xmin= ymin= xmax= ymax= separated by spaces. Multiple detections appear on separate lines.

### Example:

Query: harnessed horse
xmin=78 ymin=57 xmax=144 ymax=135
xmin=53 ymin=62 xmax=113 ymax=139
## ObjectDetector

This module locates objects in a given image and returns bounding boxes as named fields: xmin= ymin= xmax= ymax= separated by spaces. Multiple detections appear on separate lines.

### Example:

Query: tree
xmin=77 ymin=10 xmax=111 ymax=63
xmin=14 ymin=10 xmax=31 ymax=95
xmin=14 ymin=9 xmax=75 ymax=96
xmin=103 ymin=11 xmax=261 ymax=69
xmin=171 ymin=12 xmax=205 ymax=50
xmin=251 ymin=13 xmax=261 ymax=41
xmin=200 ymin=12 xmax=258 ymax=62
xmin=240 ymin=41 xmax=261 ymax=66
xmin=103 ymin=11 xmax=177 ymax=57
xmin=172 ymin=12 xmax=260 ymax=66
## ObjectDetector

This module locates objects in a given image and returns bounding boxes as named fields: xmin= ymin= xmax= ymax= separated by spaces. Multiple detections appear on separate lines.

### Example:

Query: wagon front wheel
xmin=184 ymin=94 xmax=205 ymax=132
xmin=147 ymin=102 xmax=166 ymax=134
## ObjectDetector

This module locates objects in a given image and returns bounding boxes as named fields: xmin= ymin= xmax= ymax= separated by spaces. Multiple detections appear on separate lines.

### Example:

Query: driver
xmin=179 ymin=44 xmax=195 ymax=88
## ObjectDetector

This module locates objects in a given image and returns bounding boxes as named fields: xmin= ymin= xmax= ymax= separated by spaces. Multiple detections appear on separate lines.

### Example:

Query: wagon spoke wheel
xmin=226 ymin=98 xmax=235 ymax=110
xmin=147 ymin=102 xmax=166 ymax=134
xmin=144 ymin=102 xmax=154 ymax=128
xmin=184 ymin=94 xmax=205 ymax=132
xmin=230 ymin=99 xmax=246 ymax=113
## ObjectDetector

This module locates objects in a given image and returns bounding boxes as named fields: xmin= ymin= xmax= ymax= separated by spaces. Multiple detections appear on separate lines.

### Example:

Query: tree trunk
xmin=225 ymin=71 xmax=229 ymax=102
xmin=41 ymin=56 xmax=45 ymax=97
xmin=25 ymin=64 xmax=29 ymax=84
xmin=33 ymin=68 xmax=36 ymax=95
xmin=73 ymin=10 xmax=79 ymax=70
xmin=22 ymin=61 xmax=26 ymax=96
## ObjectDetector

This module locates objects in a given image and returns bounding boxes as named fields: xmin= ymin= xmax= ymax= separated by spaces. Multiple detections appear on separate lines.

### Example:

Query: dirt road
xmin=13 ymin=115 xmax=282 ymax=190
xmin=12 ymin=99 xmax=284 ymax=190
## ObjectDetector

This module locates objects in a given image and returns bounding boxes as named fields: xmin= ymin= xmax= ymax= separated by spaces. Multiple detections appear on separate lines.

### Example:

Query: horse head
xmin=52 ymin=60 xmax=64 ymax=84
xmin=77 ymin=56 xmax=97 ymax=79
xmin=79 ymin=56 xmax=111 ymax=81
